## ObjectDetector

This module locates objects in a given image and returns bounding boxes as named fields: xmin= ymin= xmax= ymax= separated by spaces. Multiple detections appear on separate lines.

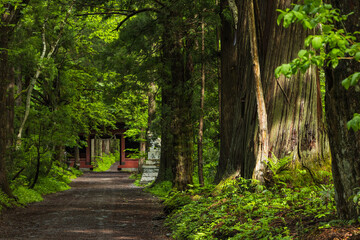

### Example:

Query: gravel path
xmin=0 ymin=166 xmax=170 ymax=240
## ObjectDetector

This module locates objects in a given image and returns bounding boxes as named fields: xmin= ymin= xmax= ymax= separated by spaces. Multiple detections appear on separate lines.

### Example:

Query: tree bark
xmin=216 ymin=0 xmax=329 ymax=182
xmin=215 ymin=0 xmax=242 ymax=182
xmin=0 ymin=26 xmax=14 ymax=196
xmin=0 ymin=1 xmax=30 ymax=197
xmin=248 ymin=0 xmax=269 ymax=183
xmin=156 ymin=8 xmax=195 ymax=190
xmin=326 ymin=0 xmax=360 ymax=219
xmin=197 ymin=16 xmax=205 ymax=187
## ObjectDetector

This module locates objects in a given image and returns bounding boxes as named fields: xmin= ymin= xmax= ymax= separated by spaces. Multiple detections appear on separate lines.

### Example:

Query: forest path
xmin=0 ymin=165 xmax=170 ymax=240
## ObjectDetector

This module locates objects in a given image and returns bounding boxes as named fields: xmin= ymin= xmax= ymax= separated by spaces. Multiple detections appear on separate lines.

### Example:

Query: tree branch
xmin=114 ymin=8 xmax=160 ymax=31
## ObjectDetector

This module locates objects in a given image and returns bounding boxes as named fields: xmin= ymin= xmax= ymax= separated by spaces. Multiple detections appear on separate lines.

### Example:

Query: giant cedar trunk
xmin=0 ymin=27 xmax=14 ymax=196
xmin=326 ymin=0 xmax=360 ymax=219
xmin=262 ymin=1 xmax=329 ymax=166
xmin=216 ymin=0 xmax=329 ymax=181
xmin=215 ymin=0 xmax=243 ymax=182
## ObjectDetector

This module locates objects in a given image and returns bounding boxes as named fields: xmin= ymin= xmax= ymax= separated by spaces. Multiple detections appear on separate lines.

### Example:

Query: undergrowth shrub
xmin=145 ymin=180 xmax=173 ymax=199
xmin=155 ymin=153 xmax=336 ymax=240
xmin=164 ymin=177 xmax=336 ymax=239
xmin=93 ymin=152 xmax=119 ymax=172
xmin=0 ymin=190 xmax=17 ymax=212
xmin=1 ymin=164 xmax=83 ymax=211
xmin=12 ymin=186 xmax=43 ymax=205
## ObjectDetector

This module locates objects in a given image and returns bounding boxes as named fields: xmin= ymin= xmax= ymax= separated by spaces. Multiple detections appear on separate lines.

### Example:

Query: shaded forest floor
xmin=0 ymin=164 xmax=170 ymax=240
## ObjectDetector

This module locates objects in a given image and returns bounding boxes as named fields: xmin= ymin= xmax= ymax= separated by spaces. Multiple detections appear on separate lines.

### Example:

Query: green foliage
xmin=12 ymin=186 xmax=43 ymax=205
xmin=93 ymin=152 xmax=119 ymax=172
xmin=275 ymin=2 xmax=360 ymax=131
xmin=0 ymin=190 xmax=17 ymax=213
xmin=145 ymin=181 xmax=173 ymax=199
xmin=129 ymin=173 xmax=142 ymax=186
xmin=163 ymin=176 xmax=336 ymax=239
xmin=33 ymin=177 xmax=71 ymax=195
xmin=347 ymin=113 xmax=360 ymax=131
xmin=8 ymin=164 xmax=82 ymax=208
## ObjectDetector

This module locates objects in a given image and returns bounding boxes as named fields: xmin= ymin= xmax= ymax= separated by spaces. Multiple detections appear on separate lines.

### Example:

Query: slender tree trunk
xmin=326 ymin=0 xmax=360 ymax=219
xmin=17 ymin=2 xmax=74 ymax=141
xmin=74 ymin=145 xmax=80 ymax=168
xmin=197 ymin=16 xmax=206 ymax=187
xmin=138 ymin=129 xmax=146 ymax=173
xmin=248 ymin=0 xmax=269 ymax=182
xmin=30 ymin=127 xmax=42 ymax=189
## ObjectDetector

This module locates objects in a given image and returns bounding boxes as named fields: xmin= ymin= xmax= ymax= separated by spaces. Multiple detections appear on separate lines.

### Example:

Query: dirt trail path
xmin=0 ymin=165 xmax=170 ymax=240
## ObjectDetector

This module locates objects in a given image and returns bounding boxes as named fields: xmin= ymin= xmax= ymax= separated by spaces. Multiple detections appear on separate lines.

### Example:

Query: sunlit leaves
xmin=311 ymin=36 xmax=323 ymax=50
xmin=347 ymin=113 xmax=360 ymax=132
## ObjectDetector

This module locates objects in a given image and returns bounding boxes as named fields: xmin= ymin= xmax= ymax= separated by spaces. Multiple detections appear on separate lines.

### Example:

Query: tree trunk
xmin=74 ymin=145 xmax=80 ymax=168
xmin=216 ymin=0 xmax=329 ymax=182
xmin=248 ymin=0 xmax=269 ymax=183
xmin=215 ymin=0 xmax=243 ymax=182
xmin=138 ymin=129 xmax=146 ymax=174
xmin=197 ymin=16 xmax=205 ymax=187
xmin=156 ymin=10 xmax=195 ymax=190
xmin=326 ymin=0 xmax=360 ymax=219
xmin=0 ymin=26 xmax=14 ymax=197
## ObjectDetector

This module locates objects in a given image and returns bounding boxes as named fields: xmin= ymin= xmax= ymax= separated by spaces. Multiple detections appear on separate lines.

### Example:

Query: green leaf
xmin=298 ymin=49 xmax=308 ymax=58
xmin=347 ymin=113 xmax=360 ymax=131
xmin=275 ymin=66 xmax=282 ymax=78
xmin=322 ymin=25 xmax=333 ymax=34
xmin=324 ymin=4 xmax=332 ymax=10
xmin=283 ymin=12 xmax=294 ymax=27
xmin=342 ymin=77 xmax=351 ymax=90
xmin=311 ymin=36 xmax=323 ymax=49
xmin=302 ymin=19 xmax=313 ymax=29
xmin=293 ymin=11 xmax=304 ymax=20
xmin=351 ymin=72 xmax=360 ymax=86
xmin=281 ymin=64 xmax=291 ymax=75
xmin=337 ymin=40 xmax=348 ymax=50
xmin=355 ymin=52 xmax=360 ymax=61
xmin=277 ymin=13 xmax=285 ymax=25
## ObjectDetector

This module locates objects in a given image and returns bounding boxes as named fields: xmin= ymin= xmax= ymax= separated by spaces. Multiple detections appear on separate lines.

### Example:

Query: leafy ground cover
xmin=0 ymin=165 xmax=82 ymax=212
xmin=143 ymin=158 xmax=360 ymax=239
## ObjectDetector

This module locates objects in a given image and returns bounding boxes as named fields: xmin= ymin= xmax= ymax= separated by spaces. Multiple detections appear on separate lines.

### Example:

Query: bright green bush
xmin=93 ymin=152 xmax=119 ymax=172
xmin=33 ymin=177 xmax=71 ymax=195
xmin=12 ymin=186 xmax=43 ymax=205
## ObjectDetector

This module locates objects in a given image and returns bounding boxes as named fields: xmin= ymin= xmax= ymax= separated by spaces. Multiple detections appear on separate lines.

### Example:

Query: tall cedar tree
xmin=0 ymin=1 xmax=30 ymax=197
xmin=216 ymin=0 xmax=328 ymax=182
xmin=326 ymin=0 xmax=360 ymax=219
